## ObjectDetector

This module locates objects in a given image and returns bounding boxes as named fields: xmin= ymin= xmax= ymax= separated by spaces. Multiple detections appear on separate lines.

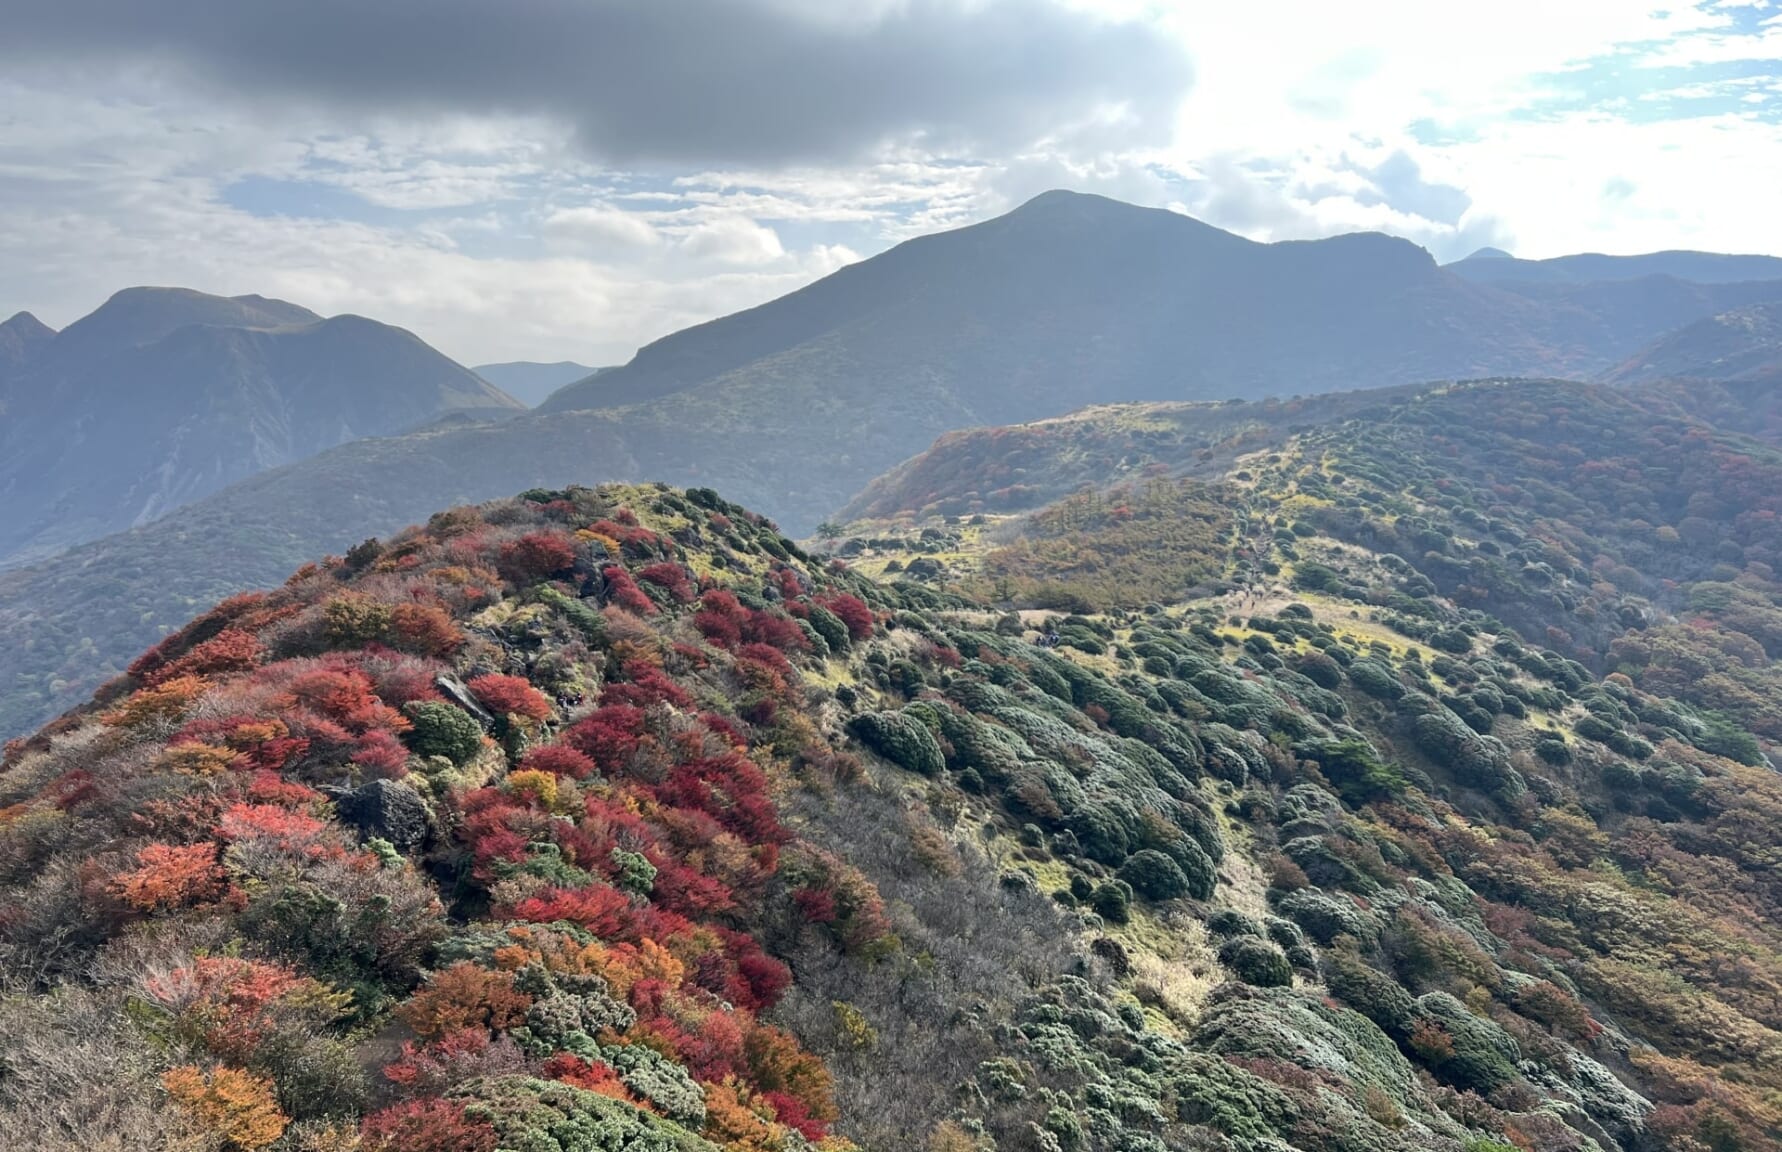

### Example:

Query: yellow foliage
xmin=162 ymin=1065 xmax=288 ymax=1151
xmin=105 ymin=676 xmax=208 ymax=730
xmin=505 ymin=769 xmax=559 ymax=808
xmin=157 ymin=743 xmax=236 ymax=776
xmin=700 ymin=1077 xmax=785 ymax=1151
xmin=833 ymin=1001 xmax=877 ymax=1050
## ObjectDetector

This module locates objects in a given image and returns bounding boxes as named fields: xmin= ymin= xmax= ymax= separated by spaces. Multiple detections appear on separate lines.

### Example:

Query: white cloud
xmin=544 ymin=205 xmax=662 ymax=250
xmin=1 ymin=0 xmax=1780 ymax=370
xmin=675 ymin=216 xmax=788 ymax=265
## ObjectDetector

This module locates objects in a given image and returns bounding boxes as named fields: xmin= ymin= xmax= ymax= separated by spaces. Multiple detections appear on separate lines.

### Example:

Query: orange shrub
xmin=398 ymin=963 xmax=532 ymax=1038
xmin=104 ymin=675 xmax=209 ymax=730
xmin=162 ymin=1065 xmax=288 ymax=1150
xmin=114 ymin=842 xmax=226 ymax=912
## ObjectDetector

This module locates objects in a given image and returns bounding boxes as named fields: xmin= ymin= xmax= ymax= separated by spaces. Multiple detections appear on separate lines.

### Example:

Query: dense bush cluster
xmin=0 ymin=484 xmax=877 ymax=1151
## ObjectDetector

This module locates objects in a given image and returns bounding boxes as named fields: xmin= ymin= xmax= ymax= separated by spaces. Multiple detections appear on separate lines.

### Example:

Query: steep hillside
xmin=0 ymin=288 xmax=520 ymax=568
xmin=472 ymin=361 xmax=605 ymax=408
xmin=1607 ymin=299 xmax=1782 ymax=385
xmin=6 ymin=472 xmax=1782 ymax=1152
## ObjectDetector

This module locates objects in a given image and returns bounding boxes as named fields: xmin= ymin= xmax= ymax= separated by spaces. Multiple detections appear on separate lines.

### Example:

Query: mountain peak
xmin=1 ymin=310 xmax=55 ymax=339
xmin=0 ymin=310 xmax=56 ymax=375
xmin=1464 ymin=246 xmax=1514 ymax=260
xmin=56 ymin=286 xmax=324 ymax=360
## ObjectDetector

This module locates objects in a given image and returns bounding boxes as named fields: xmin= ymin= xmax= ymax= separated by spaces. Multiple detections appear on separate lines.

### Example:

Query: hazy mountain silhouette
xmin=472 ymin=359 xmax=605 ymax=407
xmin=0 ymin=287 xmax=520 ymax=567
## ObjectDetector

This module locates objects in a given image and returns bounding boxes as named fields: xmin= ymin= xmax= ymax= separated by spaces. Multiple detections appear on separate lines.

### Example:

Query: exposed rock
xmin=333 ymin=778 xmax=432 ymax=855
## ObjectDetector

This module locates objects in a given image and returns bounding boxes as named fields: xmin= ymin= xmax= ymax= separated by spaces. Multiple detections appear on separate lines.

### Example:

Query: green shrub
xmin=1089 ymin=880 xmax=1133 ymax=924
xmin=848 ymin=710 xmax=945 ymax=776
xmin=1218 ymin=937 xmax=1293 ymax=987
xmin=1347 ymin=659 xmax=1404 ymax=700
xmin=1118 ymin=849 xmax=1193 ymax=901
xmin=451 ymin=1075 xmax=715 ymax=1151
xmin=1415 ymin=992 xmax=1519 ymax=1093
xmin=1208 ymin=910 xmax=1263 ymax=938
xmin=1276 ymin=888 xmax=1380 ymax=945
xmin=403 ymin=700 xmax=484 ymax=765
xmin=1304 ymin=738 xmax=1407 ymax=804
xmin=1534 ymin=735 xmax=1571 ymax=765
xmin=807 ymin=604 xmax=850 ymax=652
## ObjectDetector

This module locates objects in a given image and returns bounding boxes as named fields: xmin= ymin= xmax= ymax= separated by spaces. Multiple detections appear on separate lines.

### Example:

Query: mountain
xmin=533 ymin=191 xmax=1782 ymax=529
xmin=0 ymin=287 xmax=521 ymax=567
xmin=544 ymin=190 xmax=1593 ymax=419
xmin=472 ymin=359 xmax=606 ymax=407
xmin=0 ymin=311 xmax=55 ymax=376
xmin=5 ymin=193 xmax=1782 ymax=739
xmin=1447 ymin=247 xmax=1782 ymax=286
xmin=6 ymin=412 xmax=1782 ymax=1150
xmin=1607 ymin=298 xmax=1782 ymax=385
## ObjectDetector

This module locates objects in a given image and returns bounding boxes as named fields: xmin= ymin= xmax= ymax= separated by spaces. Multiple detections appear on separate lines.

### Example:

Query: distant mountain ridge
xmin=0 ymin=286 xmax=520 ymax=567
xmin=1447 ymin=247 xmax=1782 ymax=286
xmin=6 ymin=191 xmax=1782 ymax=738
xmin=472 ymin=359 xmax=605 ymax=407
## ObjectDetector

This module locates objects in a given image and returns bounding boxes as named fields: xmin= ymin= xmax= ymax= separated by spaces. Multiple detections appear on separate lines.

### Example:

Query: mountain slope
xmin=4 ymin=196 xmax=1781 ymax=740
xmin=1447 ymin=247 xmax=1782 ymax=286
xmin=530 ymin=191 xmax=1782 ymax=533
xmin=1607 ymin=298 xmax=1782 ymax=385
xmin=6 ymin=463 xmax=1782 ymax=1150
xmin=0 ymin=288 xmax=521 ymax=567
xmin=472 ymin=360 xmax=604 ymax=407
xmin=545 ymin=190 xmax=1593 ymax=420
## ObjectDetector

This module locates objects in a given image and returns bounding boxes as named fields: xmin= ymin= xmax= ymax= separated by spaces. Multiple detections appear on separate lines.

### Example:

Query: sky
xmin=2 ymin=0 xmax=1780 ymax=367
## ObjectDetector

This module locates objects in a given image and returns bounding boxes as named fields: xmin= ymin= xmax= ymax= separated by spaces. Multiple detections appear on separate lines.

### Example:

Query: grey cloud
xmin=1354 ymin=150 xmax=1472 ymax=225
xmin=1 ymin=0 xmax=1191 ymax=166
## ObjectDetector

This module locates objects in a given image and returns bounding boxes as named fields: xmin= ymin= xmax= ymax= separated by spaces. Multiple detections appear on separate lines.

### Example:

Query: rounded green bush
xmin=1089 ymin=879 xmax=1133 ymax=924
xmin=403 ymin=700 xmax=484 ymax=765
xmin=1218 ymin=937 xmax=1294 ymax=987
xmin=1118 ymin=848 xmax=1193 ymax=901
xmin=1347 ymin=659 xmax=1404 ymax=700
xmin=848 ymin=710 xmax=945 ymax=776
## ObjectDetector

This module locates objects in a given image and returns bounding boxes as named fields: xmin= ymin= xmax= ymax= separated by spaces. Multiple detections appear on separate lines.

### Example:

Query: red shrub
xmin=565 ymin=704 xmax=647 ymax=772
xmin=217 ymin=804 xmax=328 ymax=854
xmin=390 ymin=603 xmax=464 ymax=657
xmin=382 ymin=1029 xmax=520 ymax=1096
xmin=498 ymin=531 xmax=578 ymax=584
xmin=637 ymin=562 xmax=696 ymax=605
xmin=773 ymin=568 xmax=805 ymax=602
xmin=467 ymin=674 xmax=552 ymax=721
xmin=518 ymin=744 xmax=597 ymax=780
xmin=820 ymin=594 xmax=875 ymax=641
xmin=352 ymin=729 xmax=411 ymax=776
xmin=278 ymin=663 xmax=378 ymax=720
xmin=695 ymin=608 xmax=743 ymax=649
xmin=507 ymin=884 xmax=635 ymax=939
xmin=362 ymin=653 xmax=446 ymax=706
xmin=602 ymin=566 xmax=657 ymax=616
xmin=745 ymin=611 xmax=808 ymax=653
xmin=539 ymin=1053 xmax=628 ymax=1096
xmin=144 ymin=629 xmax=263 ymax=688
xmin=602 ymin=661 xmax=693 ymax=710
xmin=360 ymin=1098 xmax=497 ymax=1152
xmin=792 ymin=887 xmax=837 ymax=925
xmin=398 ymin=963 xmax=532 ymax=1038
